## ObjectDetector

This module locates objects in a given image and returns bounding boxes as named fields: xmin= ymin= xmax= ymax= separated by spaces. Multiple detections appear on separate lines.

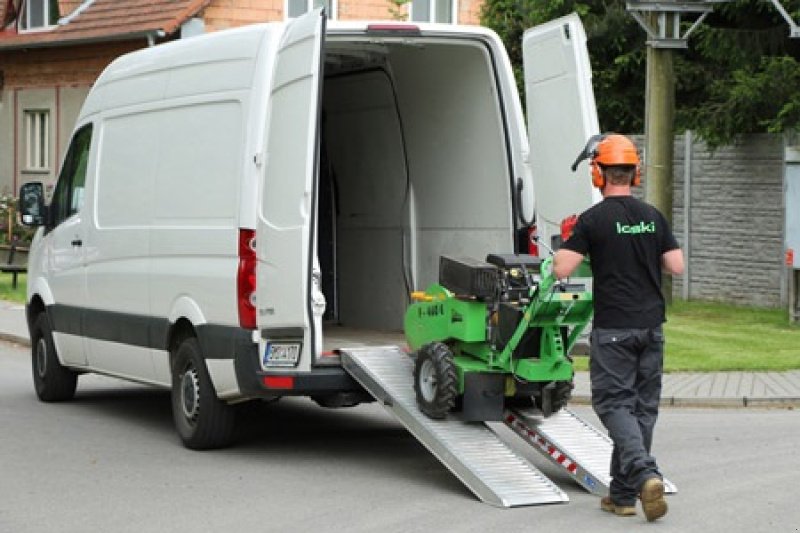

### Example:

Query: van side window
xmin=50 ymin=124 xmax=92 ymax=227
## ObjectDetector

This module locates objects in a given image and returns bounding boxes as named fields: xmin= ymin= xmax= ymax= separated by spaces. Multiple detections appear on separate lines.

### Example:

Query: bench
xmin=1 ymin=239 xmax=27 ymax=289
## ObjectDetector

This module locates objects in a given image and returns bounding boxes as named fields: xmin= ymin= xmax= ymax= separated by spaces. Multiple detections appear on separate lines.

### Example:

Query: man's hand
xmin=553 ymin=249 xmax=585 ymax=279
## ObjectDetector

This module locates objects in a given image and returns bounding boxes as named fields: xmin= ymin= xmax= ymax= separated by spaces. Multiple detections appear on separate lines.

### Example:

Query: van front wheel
xmin=31 ymin=313 xmax=77 ymax=402
xmin=171 ymin=337 xmax=236 ymax=449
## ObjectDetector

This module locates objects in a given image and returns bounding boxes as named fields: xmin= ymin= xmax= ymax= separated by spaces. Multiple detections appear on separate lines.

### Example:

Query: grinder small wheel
xmin=413 ymin=342 xmax=457 ymax=419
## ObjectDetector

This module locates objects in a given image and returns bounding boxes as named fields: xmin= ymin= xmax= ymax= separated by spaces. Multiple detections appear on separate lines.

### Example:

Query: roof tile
xmin=0 ymin=0 xmax=212 ymax=50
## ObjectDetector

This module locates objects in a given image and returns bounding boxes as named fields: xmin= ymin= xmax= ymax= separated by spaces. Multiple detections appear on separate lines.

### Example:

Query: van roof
xmin=81 ymin=18 xmax=502 ymax=119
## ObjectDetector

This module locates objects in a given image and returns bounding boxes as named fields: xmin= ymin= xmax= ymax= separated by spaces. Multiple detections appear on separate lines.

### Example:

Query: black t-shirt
xmin=561 ymin=195 xmax=680 ymax=328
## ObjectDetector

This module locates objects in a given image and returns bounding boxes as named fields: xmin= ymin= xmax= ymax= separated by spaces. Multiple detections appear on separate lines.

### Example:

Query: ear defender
xmin=591 ymin=160 xmax=605 ymax=188
xmin=631 ymin=163 xmax=642 ymax=187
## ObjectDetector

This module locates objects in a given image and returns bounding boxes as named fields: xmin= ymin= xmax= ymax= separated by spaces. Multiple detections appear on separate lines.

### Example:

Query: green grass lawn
xmin=573 ymin=299 xmax=800 ymax=372
xmin=0 ymin=273 xmax=26 ymax=303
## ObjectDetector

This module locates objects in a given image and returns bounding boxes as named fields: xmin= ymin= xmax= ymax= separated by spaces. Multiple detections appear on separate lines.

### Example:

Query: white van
xmin=18 ymin=11 xmax=599 ymax=449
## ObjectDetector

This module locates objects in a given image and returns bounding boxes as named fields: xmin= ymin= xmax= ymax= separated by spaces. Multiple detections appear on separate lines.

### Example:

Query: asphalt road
xmin=1 ymin=341 xmax=799 ymax=533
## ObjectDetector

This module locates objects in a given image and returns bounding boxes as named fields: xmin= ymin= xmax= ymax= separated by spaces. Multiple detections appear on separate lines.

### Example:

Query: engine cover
xmin=438 ymin=256 xmax=499 ymax=299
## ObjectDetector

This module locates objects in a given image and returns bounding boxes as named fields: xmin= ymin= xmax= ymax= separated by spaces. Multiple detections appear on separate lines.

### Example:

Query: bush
xmin=0 ymin=193 xmax=36 ymax=248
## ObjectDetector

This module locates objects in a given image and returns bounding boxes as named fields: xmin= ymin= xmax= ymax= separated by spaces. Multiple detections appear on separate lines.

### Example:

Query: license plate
xmin=262 ymin=342 xmax=301 ymax=368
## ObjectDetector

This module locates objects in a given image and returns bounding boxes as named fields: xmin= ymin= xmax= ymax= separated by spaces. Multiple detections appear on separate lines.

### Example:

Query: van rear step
xmin=340 ymin=346 xmax=568 ymax=507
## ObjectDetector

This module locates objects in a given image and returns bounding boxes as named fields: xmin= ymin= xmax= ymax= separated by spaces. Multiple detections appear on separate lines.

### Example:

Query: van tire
xmin=171 ymin=337 xmax=236 ymax=450
xmin=31 ymin=313 xmax=78 ymax=402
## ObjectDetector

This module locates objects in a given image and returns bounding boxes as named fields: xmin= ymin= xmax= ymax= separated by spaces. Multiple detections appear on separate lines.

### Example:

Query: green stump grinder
xmin=404 ymin=254 xmax=593 ymax=421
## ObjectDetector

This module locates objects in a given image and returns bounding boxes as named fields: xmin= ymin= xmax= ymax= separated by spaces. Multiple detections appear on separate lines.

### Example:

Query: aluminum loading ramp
xmin=504 ymin=408 xmax=678 ymax=496
xmin=341 ymin=347 xmax=568 ymax=507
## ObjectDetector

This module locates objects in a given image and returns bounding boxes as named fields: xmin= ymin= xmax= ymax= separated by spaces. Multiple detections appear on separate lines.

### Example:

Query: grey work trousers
xmin=590 ymin=326 xmax=664 ymax=505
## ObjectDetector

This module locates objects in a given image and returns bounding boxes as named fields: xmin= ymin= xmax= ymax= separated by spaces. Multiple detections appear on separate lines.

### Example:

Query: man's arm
xmin=662 ymin=248 xmax=685 ymax=275
xmin=553 ymin=249 xmax=585 ymax=279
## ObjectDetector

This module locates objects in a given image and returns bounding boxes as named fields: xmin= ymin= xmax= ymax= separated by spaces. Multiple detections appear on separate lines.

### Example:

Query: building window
xmin=24 ymin=110 xmax=50 ymax=172
xmin=285 ymin=0 xmax=336 ymax=20
xmin=410 ymin=0 xmax=456 ymax=23
xmin=18 ymin=0 xmax=59 ymax=31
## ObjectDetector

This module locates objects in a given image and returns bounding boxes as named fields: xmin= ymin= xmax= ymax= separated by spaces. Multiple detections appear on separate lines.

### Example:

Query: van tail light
xmin=237 ymin=229 xmax=257 ymax=330
xmin=527 ymin=225 xmax=539 ymax=257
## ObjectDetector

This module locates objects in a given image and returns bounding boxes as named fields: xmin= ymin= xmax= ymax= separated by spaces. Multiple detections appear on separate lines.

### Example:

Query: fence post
xmin=682 ymin=130 xmax=692 ymax=301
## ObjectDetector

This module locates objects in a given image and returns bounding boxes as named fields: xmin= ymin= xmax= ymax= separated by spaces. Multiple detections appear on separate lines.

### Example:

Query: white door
xmin=257 ymin=9 xmax=325 ymax=365
xmin=45 ymin=123 xmax=94 ymax=366
xmin=523 ymin=13 xmax=600 ymax=249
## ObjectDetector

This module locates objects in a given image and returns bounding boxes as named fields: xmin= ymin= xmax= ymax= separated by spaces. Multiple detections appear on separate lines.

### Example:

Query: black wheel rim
xmin=35 ymin=338 xmax=47 ymax=379
xmin=180 ymin=364 xmax=201 ymax=423
xmin=418 ymin=358 xmax=438 ymax=403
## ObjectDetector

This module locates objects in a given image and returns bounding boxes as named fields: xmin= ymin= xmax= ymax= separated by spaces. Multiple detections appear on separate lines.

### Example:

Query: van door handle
xmin=71 ymin=239 xmax=83 ymax=247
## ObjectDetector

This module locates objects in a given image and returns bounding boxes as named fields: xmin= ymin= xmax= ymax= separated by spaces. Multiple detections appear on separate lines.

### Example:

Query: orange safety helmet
xmin=592 ymin=134 xmax=641 ymax=187
xmin=571 ymin=134 xmax=641 ymax=188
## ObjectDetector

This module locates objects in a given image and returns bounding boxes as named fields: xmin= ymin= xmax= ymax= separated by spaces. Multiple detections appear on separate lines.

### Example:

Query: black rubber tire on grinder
xmin=413 ymin=342 xmax=457 ymax=419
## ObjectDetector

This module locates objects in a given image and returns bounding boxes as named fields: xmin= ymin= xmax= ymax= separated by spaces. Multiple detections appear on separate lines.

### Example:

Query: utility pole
xmin=644 ymin=17 xmax=675 ymax=233
xmin=627 ymin=1 xmax=713 ymax=302
xmin=645 ymin=16 xmax=676 ymax=300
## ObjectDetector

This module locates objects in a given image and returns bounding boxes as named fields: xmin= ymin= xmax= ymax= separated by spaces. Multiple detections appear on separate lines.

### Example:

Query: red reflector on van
xmin=527 ymin=226 xmax=539 ymax=257
xmin=237 ymin=229 xmax=257 ymax=330
xmin=366 ymin=24 xmax=421 ymax=35
xmin=263 ymin=376 xmax=295 ymax=389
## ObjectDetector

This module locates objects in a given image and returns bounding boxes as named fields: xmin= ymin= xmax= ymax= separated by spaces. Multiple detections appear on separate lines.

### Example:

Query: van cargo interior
xmin=319 ymin=37 xmax=514 ymax=349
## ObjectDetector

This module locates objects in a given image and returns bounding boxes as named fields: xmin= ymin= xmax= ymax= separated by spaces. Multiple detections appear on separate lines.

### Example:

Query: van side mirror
xmin=19 ymin=182 xmax=47 ymax=226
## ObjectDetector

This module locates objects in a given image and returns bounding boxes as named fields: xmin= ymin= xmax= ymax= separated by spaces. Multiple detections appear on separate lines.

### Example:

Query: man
xmin=553 ymin=134 xmax=684 ymax=522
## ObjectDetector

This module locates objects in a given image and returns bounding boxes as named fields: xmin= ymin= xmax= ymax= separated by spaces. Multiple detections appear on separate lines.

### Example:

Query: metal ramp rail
xmin=504 ymin=408 xmax=678 ymax=496
xmin=341 ymin=346 xmax=568 ymax=507
xmin=341 ymin=346 xmax=677 ymax=505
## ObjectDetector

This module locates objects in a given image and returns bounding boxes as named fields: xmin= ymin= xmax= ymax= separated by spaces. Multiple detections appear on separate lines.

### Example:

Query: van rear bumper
xmin=234 ymin=343 xmax=365 ymax=397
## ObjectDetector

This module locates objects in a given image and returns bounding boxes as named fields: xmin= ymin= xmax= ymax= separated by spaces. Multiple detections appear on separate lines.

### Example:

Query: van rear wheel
xmin=171 ymin=337 xmax=236 ymax=449
xmin=31 ymin=313 xmax=77 ymax=402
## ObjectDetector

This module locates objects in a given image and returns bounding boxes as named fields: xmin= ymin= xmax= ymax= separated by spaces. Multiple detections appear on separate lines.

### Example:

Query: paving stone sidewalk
xmin=572 ymin=369 xmax=800 ymax=407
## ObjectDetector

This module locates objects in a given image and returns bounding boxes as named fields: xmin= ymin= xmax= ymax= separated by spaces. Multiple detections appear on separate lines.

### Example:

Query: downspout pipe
xmin=147 ymin=30 xmax=166 ymax=47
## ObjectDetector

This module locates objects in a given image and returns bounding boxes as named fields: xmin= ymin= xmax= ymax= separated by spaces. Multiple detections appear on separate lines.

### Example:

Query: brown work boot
xmin=600 ymin=496 xmax=636 ymax=517
xmin=640 ymin=477 xmax=668 ymax=521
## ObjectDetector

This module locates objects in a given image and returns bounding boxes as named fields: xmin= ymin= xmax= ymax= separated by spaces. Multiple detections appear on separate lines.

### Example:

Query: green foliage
xmin=481 ymin=0 xmax=646 ymax=132
xmin=481 ymin=0 xmax=800 ymax=148
xmin=0 ymin=194 xmax=35 ymax=248
xmin=387 ymin=0 xmax=410 ymax=21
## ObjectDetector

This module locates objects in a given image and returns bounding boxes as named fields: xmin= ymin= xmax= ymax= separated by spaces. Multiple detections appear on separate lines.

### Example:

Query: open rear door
xmin=257 ymin=9 xmax=325 ymax=366
xmin=523 ymin=13 xmax=600 ymax=250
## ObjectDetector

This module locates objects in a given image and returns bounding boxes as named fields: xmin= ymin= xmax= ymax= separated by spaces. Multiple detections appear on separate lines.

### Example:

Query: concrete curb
xmin=570 ymin=395 xmax=800 ymax=409
xmin=0 ymin=332 xmax=29 ymax=347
